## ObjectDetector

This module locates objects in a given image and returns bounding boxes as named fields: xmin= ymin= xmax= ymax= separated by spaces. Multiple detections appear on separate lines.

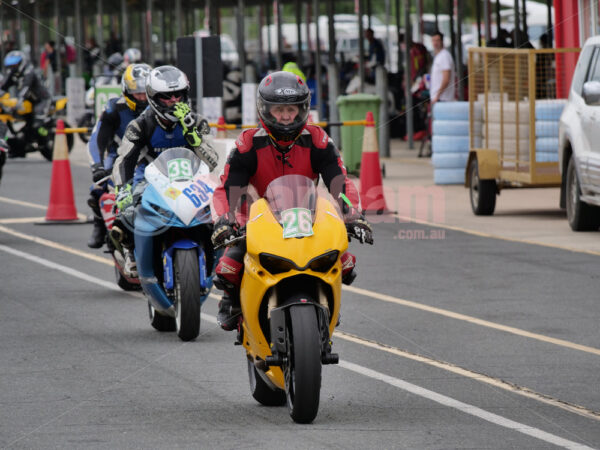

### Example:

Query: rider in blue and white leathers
xmin=111 ymin=65 xmax=218 ymax=275
xmin=86 ymin=63 xmax=151 ymax=248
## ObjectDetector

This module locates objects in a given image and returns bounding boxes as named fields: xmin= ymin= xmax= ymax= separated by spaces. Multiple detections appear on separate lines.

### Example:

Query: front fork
xmin=264 ymin=301 xmax=339 ymax=368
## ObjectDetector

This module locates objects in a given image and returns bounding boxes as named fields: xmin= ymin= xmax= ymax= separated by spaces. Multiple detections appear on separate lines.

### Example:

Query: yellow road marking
xmin=0 ymin=196 xmax=47 ymax=210
xmin=1 ymin=222 xmax=598 ymax=357
xmin=0 ymin=217 xmax=45 ymax=224
xmin=344 ymin=285 xmax=600 ymax=356
xmin=0 ymin=196 xmax=88 ymax=221
xmin=0 ymin=225 xmax=112 ymax=265
xmin=335 ymin=330 xmax=600 ymax=421
xmin=395 ymin=213 xmax=600 ymax=257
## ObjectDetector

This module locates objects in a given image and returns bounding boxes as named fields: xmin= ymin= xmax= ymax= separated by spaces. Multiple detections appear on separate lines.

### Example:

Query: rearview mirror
xmin=582 ymin=81 xmax=600 ymax=105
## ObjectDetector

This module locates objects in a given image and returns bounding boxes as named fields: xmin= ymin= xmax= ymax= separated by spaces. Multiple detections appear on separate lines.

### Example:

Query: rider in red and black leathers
xmin=211 ymin=71 xmax=373 ymax=330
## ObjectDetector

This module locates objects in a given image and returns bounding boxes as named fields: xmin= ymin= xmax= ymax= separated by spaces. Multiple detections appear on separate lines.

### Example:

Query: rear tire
xmin=247 ymin=359 xmax=286 ymax=406
xmin=173 ymin=248 xmax=201 ymax=341
xmin=284 ymin=305 xmax=322 ymax=424
xmin=148 ymin=302 xmax=176 ymax=332
xmin=76 ymin=112 xmax=94 ymax=143
xmin=566 ymin=157 xmax=600 ymax=231
xmin=469 ymin=160 xmax=496 ymax=215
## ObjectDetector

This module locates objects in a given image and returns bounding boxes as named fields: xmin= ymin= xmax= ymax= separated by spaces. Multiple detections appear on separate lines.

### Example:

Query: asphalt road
xmin=0 ymin=147 xmax=599 ymax=449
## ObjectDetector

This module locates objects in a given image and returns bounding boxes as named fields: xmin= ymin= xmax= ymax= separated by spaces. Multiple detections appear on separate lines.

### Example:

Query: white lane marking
xmin=0 ymin=244 xmax=137 ymax=297
xmin=2 ymin=242 xmax=597 ymax=447
xmin=343 ymin=285 xmax=600 ymax=357
xmin=339 ymin=360 xmax=595 ymax=450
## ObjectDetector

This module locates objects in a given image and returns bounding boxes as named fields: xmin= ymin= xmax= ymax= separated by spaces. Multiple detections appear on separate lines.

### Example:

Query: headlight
xmin=259 ymin=253 xmax=297 ymax=275
xmin=308 ymin=250 xmax=339 ymax=272
xmin=150 ymin=203 xmax=173 ymax=219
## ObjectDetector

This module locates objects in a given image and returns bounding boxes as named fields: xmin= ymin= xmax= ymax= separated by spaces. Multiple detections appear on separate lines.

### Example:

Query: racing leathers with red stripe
xmin=213 ymin=124 xmax=360 ymax=298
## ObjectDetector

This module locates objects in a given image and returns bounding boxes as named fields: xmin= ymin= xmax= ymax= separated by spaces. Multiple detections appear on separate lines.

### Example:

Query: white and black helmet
xmin=146 ymin=65 xmax=190 ymax=123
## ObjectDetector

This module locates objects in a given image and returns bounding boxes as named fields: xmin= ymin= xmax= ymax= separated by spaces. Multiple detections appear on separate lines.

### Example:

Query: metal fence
xmin=468 ymin=47 xmax=580 ymax=186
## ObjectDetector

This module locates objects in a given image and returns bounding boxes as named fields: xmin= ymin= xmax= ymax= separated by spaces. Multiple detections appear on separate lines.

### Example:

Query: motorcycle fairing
xmin=240 ymin=194 xmax=348 ymax=388
xmin=142 ymin=158 xmax=215 ymax=229
xmin=135 ymin=233 xmax=175 ymax=315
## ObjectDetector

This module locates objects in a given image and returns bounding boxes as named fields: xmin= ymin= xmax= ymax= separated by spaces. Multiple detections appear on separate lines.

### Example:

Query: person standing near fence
xmin=429 ymin=31 xmax=455 ymax=105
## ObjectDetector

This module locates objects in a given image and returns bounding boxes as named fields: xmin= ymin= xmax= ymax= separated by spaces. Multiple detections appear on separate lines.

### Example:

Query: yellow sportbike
xmin=0 ymin=92 xmax=73 ymax=161
xmin=220 ymin=174 xmax=348 ymax=424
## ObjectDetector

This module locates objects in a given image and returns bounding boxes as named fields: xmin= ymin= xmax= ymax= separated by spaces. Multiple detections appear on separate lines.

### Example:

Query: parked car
xmin=558 ymin=35 xmax=600 ymax=231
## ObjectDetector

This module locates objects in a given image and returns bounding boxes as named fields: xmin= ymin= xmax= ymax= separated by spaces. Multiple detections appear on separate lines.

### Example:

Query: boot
xmin=342 ymin=268 xmax=357 ymax=286
xmin=123 ymin=247 xmax=138 ymax=278
xmin=217 ymin=293 xmax=240 ymax=331
xmin=87 ymin=194 xmax=106 ymax=249
xmin=87 ymin=217 xmax=107 ymax=248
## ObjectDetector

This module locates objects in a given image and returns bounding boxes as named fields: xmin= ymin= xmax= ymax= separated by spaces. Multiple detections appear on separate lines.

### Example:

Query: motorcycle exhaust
xmin=110 ymin=225 xmax=124 ymax=243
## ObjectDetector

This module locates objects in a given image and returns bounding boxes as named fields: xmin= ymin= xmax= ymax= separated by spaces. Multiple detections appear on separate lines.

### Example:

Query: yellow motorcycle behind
xmin=0 ymin=93 xmax=74 ymax=161
xmin=219 ymin=174 xmax=348 ymax=423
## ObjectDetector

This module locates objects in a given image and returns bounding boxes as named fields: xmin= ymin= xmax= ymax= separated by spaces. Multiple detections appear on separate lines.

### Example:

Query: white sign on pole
xmin=65 ymin=77 xmax=86 ymax=125
xmin=202 ymin=97 xmax=223 ymax=136
xmin=94 ymin=84 xmax=121 ymax=119
xmin=242 ymin=83 xmax=258 ymax=127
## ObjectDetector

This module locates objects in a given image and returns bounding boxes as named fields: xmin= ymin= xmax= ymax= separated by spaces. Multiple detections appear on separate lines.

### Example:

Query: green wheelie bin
xmin=336 ymin=93 xmax=381 ymax=174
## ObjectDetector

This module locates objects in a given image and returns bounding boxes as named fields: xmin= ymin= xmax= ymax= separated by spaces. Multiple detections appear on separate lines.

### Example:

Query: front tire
xmin=469 ymin=159 xmax=496 ymax=215
xmin=566 ymin=157 xmax=600 ymax=231
xmin=173 ymin=248 xmax=201 ymax=341
xmin=247 ymin=359 xmax=286 ymax=406
xmin=284 ymin=305 xmax=322 ymax=424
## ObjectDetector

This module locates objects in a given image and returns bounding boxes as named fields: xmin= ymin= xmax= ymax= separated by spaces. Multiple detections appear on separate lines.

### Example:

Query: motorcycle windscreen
xmin=264 ymin=174 xmax=317 ymax=239
xmin=143 ymin=147 xmax=215 ymax=226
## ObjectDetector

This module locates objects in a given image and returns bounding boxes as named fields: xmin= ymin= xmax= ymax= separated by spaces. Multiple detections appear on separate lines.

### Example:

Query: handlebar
xmin=213 ymin=226 xmax=246 ymax=250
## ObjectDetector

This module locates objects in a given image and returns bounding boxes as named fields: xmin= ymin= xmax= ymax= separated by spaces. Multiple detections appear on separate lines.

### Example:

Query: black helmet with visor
xmin=257 ymin=71 xmax=310 ymax=153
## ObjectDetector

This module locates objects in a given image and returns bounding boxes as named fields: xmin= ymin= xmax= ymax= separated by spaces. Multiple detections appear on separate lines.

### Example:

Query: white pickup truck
xmin=559 ymin=36 xmax=600 ymax=231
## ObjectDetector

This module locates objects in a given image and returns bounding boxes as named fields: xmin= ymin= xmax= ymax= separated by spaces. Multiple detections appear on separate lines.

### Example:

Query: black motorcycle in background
xmin=0 ymin=93 xmax=74 ymax=161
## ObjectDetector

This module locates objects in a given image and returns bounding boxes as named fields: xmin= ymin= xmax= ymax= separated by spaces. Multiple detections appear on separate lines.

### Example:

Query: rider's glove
xmin=91 ymin=163 xmax=108 ymax=183
xmin=211 ymin=213 xmax=238 ymax=248
xmin=346 ymin=213 xmax=374 ymax=245
xmin=197 ymin=139 xmax=218 ymax=171
xmin=115 ymin=184 xmax=133 ymax=212
xmin=173 ymin=101 xmax=201 ymax=143
xmin=173 ymin=102 xmax=218 ymax=170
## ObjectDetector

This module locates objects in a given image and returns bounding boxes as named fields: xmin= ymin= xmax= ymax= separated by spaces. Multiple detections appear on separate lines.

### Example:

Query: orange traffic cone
xmin=359 ymin=111 xmax=391 ymax=215
xmin=216 ymin=116 xmax=227 ymax=139
xmin=37 ymin=120 xmax=86 ymax=224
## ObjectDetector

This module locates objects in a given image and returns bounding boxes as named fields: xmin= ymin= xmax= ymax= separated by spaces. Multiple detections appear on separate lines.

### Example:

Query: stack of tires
xmin=535 ymin=99 xmax=566 ymax=162
xmin=482 ymin=99 xmax=530 ymax=165
xmin=431 ymin=101 xmax=482 ymax=185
